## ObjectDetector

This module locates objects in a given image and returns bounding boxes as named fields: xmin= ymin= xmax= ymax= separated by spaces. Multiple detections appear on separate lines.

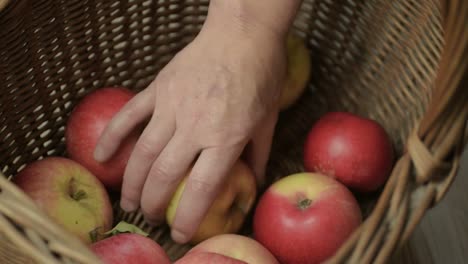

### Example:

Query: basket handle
xmin=411 ymin=0 xmax=468 ymax=193
xmin=328 ymin=0 xmax=467 ymax=263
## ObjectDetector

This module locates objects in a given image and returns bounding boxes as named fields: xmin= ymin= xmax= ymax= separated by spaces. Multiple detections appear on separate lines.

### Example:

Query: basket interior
xmin=0 ymin=0 xmax=443 ymax=261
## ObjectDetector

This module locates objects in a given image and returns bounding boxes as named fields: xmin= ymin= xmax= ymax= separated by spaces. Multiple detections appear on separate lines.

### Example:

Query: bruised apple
xmin=253 ymin=173 xmax=362 ymax=264
xmin=166 ymin=160 xmax=257 ymax=244
xmin=13 ymin=157 xmax=113 ymax=244
xmin=65 ymin=87 xmax=139 ymax=191
xmin=279 ymin=32 xmax=311 ymax=110
xmin=175 ymin=234 xmax=279 ymax=264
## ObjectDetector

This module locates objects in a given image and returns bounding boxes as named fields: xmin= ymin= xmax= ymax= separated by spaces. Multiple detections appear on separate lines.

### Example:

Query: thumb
xmin=244 ymin=111 xmax=278 ymax=187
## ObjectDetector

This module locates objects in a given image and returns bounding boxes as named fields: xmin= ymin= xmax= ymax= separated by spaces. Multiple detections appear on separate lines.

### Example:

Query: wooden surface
xmin=390 ymin=147 xmax=468 ymax=264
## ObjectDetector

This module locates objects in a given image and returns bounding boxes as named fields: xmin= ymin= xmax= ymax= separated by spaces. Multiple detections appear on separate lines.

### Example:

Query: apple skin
xmin=65 ymin=87 xmax=139 ymax=191
xmin=175 ymin=252 xmax=247 ymax=264
xmin=253 ymin=173 xmax=362 ymax=264
xmin=13 ymin=157 xmax=113 ymax=244
xmin=279 ymin=32 xmax=311 ymax=110
xmin=166 ymin=160 xmax=257 ymax=244
xmin=176 ymin=234 xmax=279 ymax=264
xmin=303 ymin=111 xmax=394 ymax=192
xmin=91 ymin=233 xmax=171 ymax=264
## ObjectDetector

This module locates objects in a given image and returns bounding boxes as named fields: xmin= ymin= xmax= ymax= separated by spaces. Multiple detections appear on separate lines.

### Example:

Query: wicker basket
xmin=0 ymin=0 xmax=466 ymax=263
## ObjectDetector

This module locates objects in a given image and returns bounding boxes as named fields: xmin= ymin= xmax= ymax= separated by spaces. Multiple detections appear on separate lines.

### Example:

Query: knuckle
xmin=135 ymin=138 xmax=158 ymax=158
xmin=118 ymin=104 xmax=137 ymax=121
xmin=154 ymin=69 xmax=172 ymax=86
xmin=150 ymin=163 xmax=178 ymax=186
xmin=187 ymin=177 xmax=216 ymax=195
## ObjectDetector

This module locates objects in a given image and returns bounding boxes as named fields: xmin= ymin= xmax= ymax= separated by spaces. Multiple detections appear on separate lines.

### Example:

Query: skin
xmin=93 ymin=0 xmax=304 ymax=244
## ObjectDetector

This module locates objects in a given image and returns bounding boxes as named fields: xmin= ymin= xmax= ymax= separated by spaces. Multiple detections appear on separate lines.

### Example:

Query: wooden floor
xmin=390 ymin=148 xmax=468 ymax=264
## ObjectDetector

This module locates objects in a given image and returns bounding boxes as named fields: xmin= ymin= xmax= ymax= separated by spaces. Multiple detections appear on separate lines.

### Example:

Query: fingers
xmin=170 ymin=145 xmax=244 ymax=244
xmin=245 ymin=111 xmax=278 ymax=186
xmin=140 ymin=131 xmax=200 ymax=224
xmin=94 ymin=88 xmax=155 ymax=162
xmin=119 ymin=113 xmax=175 ymax=212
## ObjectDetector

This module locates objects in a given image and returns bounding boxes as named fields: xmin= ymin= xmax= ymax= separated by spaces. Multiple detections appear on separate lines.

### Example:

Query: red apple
xmin=91 ymin=233 xmax=171 ymax=264
xmin=13 ymin=157 xmax=113 ymax=244
xmin=175 ymin=252 xmax=247 ymax=264
xmin=303 ymin=111 xmax=394 ymax=192
xmin=175 ymin=234 xmax=279 ymax=264
xmin=253 ymin=172 xmax=362 ymax=264
xmin=65 ymin=87 xmax=139 ymax=191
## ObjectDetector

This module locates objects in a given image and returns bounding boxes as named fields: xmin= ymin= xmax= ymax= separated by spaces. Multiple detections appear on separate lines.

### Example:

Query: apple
xmin=91 ymin=233 xmax=171 ymax=264
xmin=166 ymin=160 xmax=257 ymax=244
xmin=253 ymin=172 xmax=362 ymax=264
xmin=65 ymin=87 xmax=139 ymax=191
xmin=303 ymin=111 xmax=394 ymax=192
xmin=13 ymin=157 xmax=113 ymax=244
xmin=175 ymin=234 xmax=279 ymax=264
xmin=175 ymin=252 xmax=247 ymax=264
xmin=279 ymin=32 xmax=311 ymax=110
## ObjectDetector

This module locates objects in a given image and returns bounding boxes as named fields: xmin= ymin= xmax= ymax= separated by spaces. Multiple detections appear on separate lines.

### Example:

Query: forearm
xmin=203 ymin=0 xmax=303 ymax=41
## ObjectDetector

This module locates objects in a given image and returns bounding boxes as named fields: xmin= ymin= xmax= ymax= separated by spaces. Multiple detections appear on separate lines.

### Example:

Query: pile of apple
xmin=11 ymin=33 xmax=394 ymax=264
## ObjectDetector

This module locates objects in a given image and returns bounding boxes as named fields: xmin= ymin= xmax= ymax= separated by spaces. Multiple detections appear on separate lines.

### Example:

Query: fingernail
xmin=120 ymin=198 xmax=137 ymax=212
xmin=171 ymin=229 xmax=188 ymax=244
xmin=93 ymin=145 xmax=106 ymax=162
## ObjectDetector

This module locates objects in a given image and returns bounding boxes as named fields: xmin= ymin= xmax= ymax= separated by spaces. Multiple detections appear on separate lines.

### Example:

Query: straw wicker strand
xmin=0 ymin=0 xmax=466 ymax=263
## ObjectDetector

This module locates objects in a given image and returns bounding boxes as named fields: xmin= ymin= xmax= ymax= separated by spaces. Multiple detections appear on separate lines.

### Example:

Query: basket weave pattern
xmin=0 ymin=0 xmax=467 ymax=263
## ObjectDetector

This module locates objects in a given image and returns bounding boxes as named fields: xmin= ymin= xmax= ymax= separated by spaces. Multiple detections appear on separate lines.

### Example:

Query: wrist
xmin=202 ymin=0 xmax=302 ymax=43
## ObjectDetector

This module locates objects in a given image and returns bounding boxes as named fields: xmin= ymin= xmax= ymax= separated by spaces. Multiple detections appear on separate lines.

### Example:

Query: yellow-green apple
xmin=253 ymin=172 xmax=362 ymax=264
xmin=91 ymin=233 xmax=171 ymax=264
xmin=65 ymin=87 xmax=140 ymax=191
xmin=279 ymin=32 xmax=311 ymax=110
xmin=166 ymin=160 xmax=257 ymax=244
xmin=303 ymin=112 xmax=394 ymax=192
xmin=13 ymin=157 xmax=113 ymax=244
xmin=175 ymin=234 xmax=279 ymax=264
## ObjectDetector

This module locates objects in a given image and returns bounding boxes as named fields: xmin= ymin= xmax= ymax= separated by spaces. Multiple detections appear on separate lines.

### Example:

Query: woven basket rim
xmin=0 ymin=0 xmax=466 ymax=263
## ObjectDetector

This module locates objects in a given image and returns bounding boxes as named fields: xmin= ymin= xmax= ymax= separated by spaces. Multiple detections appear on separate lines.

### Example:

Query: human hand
xmin=93 ymin=13 xmax=287 ymax=244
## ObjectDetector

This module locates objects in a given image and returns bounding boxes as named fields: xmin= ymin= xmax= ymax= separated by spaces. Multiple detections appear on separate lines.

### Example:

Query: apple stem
xmin=298 ymin=198 xmax=312 ymax=210
xmin=72 ymin=190 xmax=87 ymax=201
